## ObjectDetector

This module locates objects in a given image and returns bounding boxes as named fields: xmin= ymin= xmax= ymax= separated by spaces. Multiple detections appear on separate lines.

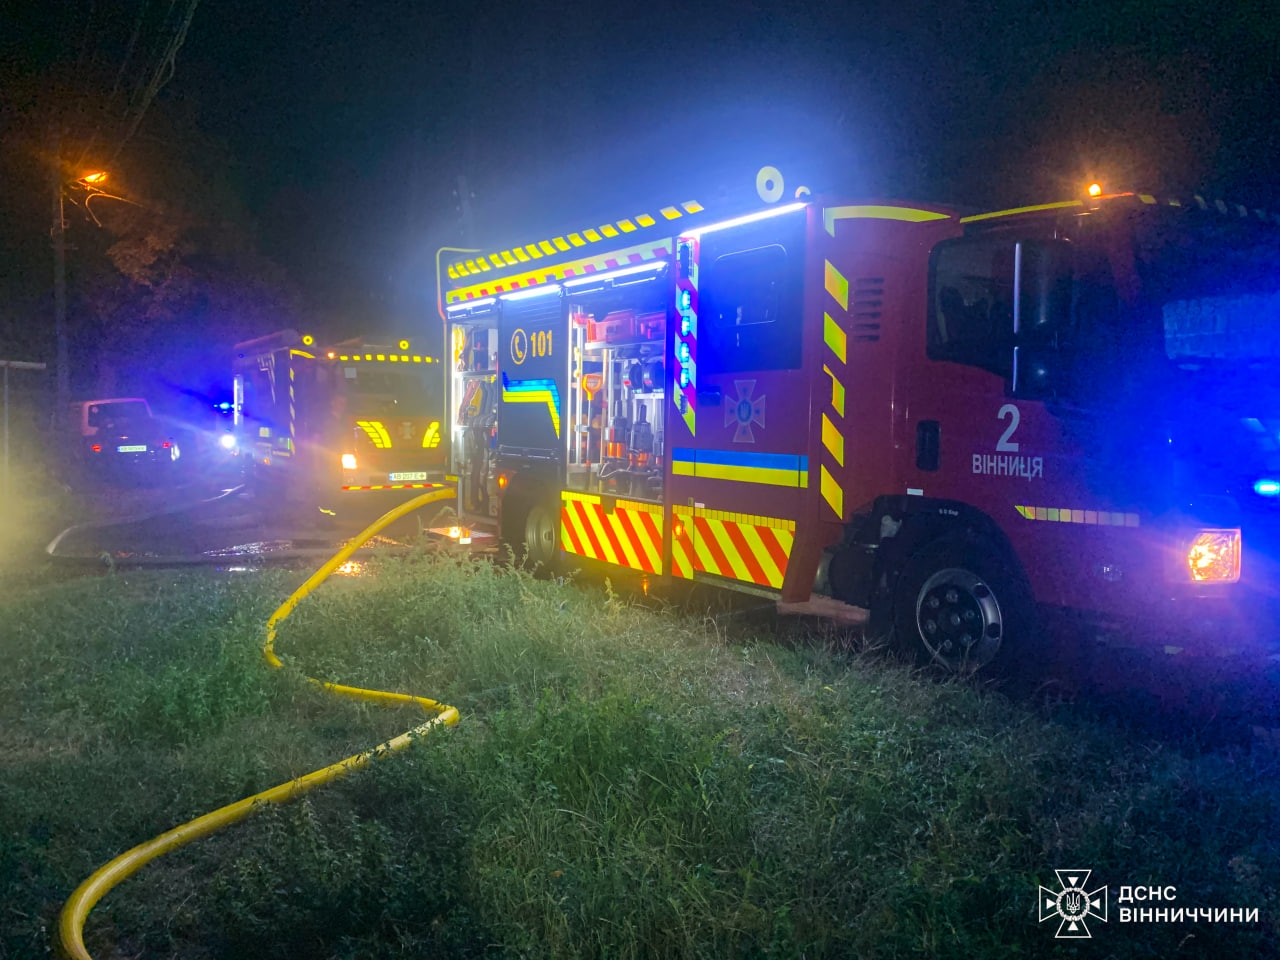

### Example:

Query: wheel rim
xmin=524 ymin=504 xmax=558 ymax=568
xmin=914 ymin=567 xmax=1003 ymax=671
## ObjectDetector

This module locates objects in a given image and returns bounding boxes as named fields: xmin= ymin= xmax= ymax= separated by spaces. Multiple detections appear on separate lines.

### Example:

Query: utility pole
xmin=51 ymin=152 xmax=70 ymax=417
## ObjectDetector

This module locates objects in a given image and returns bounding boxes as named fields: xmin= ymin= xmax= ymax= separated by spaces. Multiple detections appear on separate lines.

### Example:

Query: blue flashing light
xmin=678 ymin=343 xmax=691 ymax=363
xmin=679 ymin=369 xmax=691 ymax=389
xmin=680 ymin=317 xmax=691 ymax=336
xmin=679 ymin=290 xmax=692 ymax=311
xmin=216 ymin=401 xmax=232 ymax=412
xmin=1254 ymin=479 xmax=1280 ymax=497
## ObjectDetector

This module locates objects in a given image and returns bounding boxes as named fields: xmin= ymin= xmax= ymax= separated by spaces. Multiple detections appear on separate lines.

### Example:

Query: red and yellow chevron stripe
xmin=560 ymin=491 xmax=663 ymax=573
xmin=672 ymin=505 xmax=795 ymax=590
xmin=447 ymin=240 xmax=672 ymax=304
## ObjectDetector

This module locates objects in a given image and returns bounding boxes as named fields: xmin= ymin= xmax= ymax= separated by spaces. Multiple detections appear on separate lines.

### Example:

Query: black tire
xmin=522 ymin=499 xmax=561 ymax=573
xmin=500 ymin=493 xmax=561 ymax=574
xmin=889 ymin=536 xmax=1032 ymax=675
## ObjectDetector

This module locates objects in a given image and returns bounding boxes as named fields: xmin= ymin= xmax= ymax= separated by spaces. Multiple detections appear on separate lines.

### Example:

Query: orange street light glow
xmin=1087 ymin=182 xmax=1103 ymax=197
xmin=80 ymin=171 xmax=109 ymax=184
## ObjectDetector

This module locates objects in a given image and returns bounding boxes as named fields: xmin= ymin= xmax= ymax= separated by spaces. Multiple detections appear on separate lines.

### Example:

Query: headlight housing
xmin=1185 ymin=528 xmax=1242 ymax=583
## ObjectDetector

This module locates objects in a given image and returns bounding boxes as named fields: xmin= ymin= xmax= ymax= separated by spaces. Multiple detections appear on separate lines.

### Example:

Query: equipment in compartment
xmin=585 ymin=309 xmax=665 ymax=348
xmin=567 ymin=291 xmax=669 ymax=501
xmin=453 ymin=324 xmax=499 ymax=516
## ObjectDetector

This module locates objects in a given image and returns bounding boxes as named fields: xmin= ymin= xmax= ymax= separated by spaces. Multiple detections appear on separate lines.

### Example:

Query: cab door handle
xmin=696 ymin=385 xmax=722 ymax=406
xmin=916 ymin=420 xmax=940 ymax=471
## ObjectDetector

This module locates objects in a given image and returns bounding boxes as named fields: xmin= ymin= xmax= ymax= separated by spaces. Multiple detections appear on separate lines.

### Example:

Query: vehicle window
xmin=1129 ymin=211 xmax=1280 ymax=364
xmin=87 ymin=401 xmax=149 ymax=429
xmin=700 ymin=244 xmax=800 ymax=373
xmin=928 ymin=236 xmax=1016 ymax=378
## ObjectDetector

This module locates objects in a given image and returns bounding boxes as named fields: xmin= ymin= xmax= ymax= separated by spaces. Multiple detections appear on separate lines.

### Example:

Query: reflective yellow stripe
xmin=636 ymin=214 xmax=656 ymax=227
xmin=448 ymin=238 xmax=672 ymax=304
xmin=823 ymin=204 xmax=950 ymax=235
xmin=660 ymin=206 xmax=681 ymax=220
xmin=568 ymin=233 xmax=586 ymax=247
xmin=682 ymin=201 xmax=704 ymax=214
xmin=690 ymin=462 xmax=805 ymax=487
xmin=820 ymin=465 xmax=843 ymax=518
xmin=553 ymin=237 xmax=570 ymax=251
xmin=584 ymin=229 xmax=602 ymax=242
xmin=824 ymin=260 xmax=849 ymax=310
xmin=355 ymin=420 xmax=392 ymax=449
xmin=821 ymin=413 xmax=844 ymax=467
xmin=959 ymin=200 xmax=1083 ymax=223
xmin=824 ymin=313 xmax=847 ymax=364
xmin=1016 ymin=504 xmax=1139 ymax=526
xmin=823 ymin=364 xmax=845 ymax=417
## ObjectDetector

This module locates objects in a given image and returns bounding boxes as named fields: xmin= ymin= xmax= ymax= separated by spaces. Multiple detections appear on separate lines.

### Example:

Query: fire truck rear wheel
xmin=521 ymin=500 xmax=561 ymax=573
xmin=891 ymin=538 xmax=1025 ymax=675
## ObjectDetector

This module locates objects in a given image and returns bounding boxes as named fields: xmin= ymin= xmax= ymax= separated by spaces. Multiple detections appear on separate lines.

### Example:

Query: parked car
xmin=70 ymin=398 xmax=182 ymax=483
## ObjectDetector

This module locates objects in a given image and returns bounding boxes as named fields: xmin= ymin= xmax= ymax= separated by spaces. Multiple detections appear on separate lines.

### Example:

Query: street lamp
xmin=51 ymin=165 xmax=112 ymax=419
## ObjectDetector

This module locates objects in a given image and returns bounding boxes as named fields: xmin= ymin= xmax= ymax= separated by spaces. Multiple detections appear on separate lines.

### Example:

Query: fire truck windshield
xmin=1129 ymin=208 xmax=1280 ymax=366
xmin=341 ymin=366 xmax=436 ymax=409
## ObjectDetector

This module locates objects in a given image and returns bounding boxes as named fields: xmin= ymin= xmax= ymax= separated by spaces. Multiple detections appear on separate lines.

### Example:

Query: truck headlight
xmin=341 ymin=453 xmax=358 ymax=470
xmin=218 ymin=433 xmax=237 ymax=450
xmin=1186 ymin=529 xmax=1241 ymax=582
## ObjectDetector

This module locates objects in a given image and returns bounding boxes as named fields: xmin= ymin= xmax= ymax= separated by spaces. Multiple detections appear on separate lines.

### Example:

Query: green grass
xmin=1 ymin=550 xmax=1277 ymax=958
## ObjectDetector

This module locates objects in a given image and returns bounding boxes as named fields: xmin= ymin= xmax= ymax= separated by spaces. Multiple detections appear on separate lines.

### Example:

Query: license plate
xmin=389 ymin=471 xmax=428 ymax=482
xmin=117 ymin=444 xmax=147 ymax=453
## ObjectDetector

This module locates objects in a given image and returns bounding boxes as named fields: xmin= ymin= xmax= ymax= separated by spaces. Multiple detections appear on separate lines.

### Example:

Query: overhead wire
xmin=111 ymin=0 xmax=201 ymax=163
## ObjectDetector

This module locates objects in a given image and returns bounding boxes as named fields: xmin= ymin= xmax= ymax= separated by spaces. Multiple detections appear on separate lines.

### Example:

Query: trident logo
xmin=725 ymin=379 xmax=766 ymax=443
xmin=1039 ymin=869 xmax=1108 ymax=938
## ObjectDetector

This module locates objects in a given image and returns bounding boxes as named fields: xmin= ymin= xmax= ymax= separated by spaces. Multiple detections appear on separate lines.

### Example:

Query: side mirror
xmin=1012 ymin=345 xmax=1058 ymax=399
xmin=1015 ymin=239 xmax=1073 ymax=342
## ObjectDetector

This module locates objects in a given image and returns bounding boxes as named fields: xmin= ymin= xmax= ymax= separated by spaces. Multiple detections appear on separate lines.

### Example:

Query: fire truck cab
xmin=441 ymin=176 xmax=1280 ymax=671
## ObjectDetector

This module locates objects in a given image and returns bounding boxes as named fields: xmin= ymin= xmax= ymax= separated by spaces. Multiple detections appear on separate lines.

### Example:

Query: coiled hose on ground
xmin=57 ymin=486 xmax=461 ymax=960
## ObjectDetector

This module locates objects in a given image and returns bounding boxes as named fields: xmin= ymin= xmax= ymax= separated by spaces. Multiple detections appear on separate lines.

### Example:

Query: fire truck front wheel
xmin=891 ymin=538 xmax=1029 ymax=675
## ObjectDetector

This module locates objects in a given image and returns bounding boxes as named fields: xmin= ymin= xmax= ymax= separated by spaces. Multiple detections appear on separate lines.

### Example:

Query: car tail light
xmin=91 ymin=444 xmax=101 ymax=453
xmin=162 ymin=441 xmax=171 ymax=448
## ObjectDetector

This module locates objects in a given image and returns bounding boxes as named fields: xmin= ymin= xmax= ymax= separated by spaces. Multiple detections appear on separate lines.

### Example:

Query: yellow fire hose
xmin=58 ymin=486 xmax=461 ymax=960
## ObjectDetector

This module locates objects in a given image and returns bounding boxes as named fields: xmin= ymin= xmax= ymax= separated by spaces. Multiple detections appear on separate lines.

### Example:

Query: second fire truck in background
xmin=230 ymin=330 xmax=447 ymax=515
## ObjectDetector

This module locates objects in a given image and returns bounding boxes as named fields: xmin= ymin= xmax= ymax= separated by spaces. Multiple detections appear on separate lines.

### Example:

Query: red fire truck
xmin=440 ymin=172 xmax=1280 ymax=671
xmin=231 ymin=330 xmax=447 ymax=515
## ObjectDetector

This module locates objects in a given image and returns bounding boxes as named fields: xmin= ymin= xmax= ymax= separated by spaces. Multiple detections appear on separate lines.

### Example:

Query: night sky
xmin=3 ymin=0 xmax=1278 ymax=347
